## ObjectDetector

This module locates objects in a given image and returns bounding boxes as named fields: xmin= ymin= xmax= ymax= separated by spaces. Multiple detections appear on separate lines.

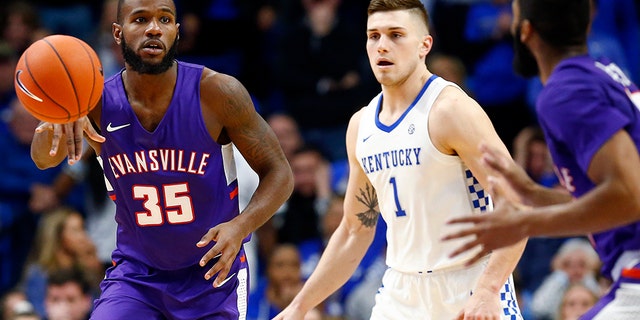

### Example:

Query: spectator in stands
xmin=0 ymin=1 xmax=48 ymax=54
xmin=0 ymin=98 xmax=66 ymax=297
xmin=43 ymin=267 xmax=93 ymax=320
xmin=248 ymin=244 xmax=322 ymax=320
xmin=276 ymin=0 xmax=377 ymax=162
xmin=0 ymin=42 xmax=16 ymax=112
xmin=463 ymin=0 xmax=533 ymax=148
xmin=556 ymin=283 xmax=600 ymax=320
xmin=20 ymin=207 xmax=102 ymax=318
xmin=530 ymin=238 xmax=601 ymax=320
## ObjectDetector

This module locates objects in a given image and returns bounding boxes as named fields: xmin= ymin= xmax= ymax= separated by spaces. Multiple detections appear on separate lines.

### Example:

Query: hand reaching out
xmin=479 ymin=142 xmax=535 ymax=206
xmin=35 ymin=116 xmax=104 ymax=164
xmin=442 ymin=142 xmax=534 ymax=266
xmin=443 ymin=174 xmax=531 ymax=266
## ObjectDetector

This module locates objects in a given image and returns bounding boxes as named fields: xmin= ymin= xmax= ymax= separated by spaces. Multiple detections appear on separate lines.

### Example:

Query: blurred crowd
xmin=0 ymin=0 xmax=639 ymax=319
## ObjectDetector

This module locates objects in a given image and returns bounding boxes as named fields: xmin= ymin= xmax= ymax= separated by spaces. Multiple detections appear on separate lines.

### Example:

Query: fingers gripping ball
xmin=14 ymin=34 xmax=104 ymax=124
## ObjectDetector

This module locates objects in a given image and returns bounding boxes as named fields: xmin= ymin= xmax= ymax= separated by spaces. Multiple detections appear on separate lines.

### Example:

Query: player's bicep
xmin=588 ymin=130 xmax=640 ymax=187
xmin=343 ymin=110 xmax=379 ymax=234
xmin=202 ymin=72 xmax=284 ymax=176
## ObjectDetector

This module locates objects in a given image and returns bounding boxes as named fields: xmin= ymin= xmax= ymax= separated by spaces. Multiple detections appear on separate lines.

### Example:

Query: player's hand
xmin=454 ymin=287 xmax=501 ymax=320
xmin=35 ymin=116 xmax=105 ymax=164
xmin=442 ymin=176 xmax=530 ymax=265
xmin=197 ymin=220 xmax=245 ymax=287
xmin=479 ymin=142 xmax=535 ymax=206
xmin=272 ymin=305 xmax=307 ymax=320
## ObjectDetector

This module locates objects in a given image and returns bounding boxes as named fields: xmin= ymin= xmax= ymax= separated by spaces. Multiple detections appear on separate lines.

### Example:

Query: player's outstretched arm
xmin=445 ymin=129 xmax=640 ymax=260
xmin=479 ymin=142 xmax=572 ymax=207
xmin=274 ymin=110 xmax=377 ymax=320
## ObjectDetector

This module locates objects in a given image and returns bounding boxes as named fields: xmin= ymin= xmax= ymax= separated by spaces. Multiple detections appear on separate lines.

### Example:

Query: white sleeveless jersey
xmin=356 ymin=75 xmax=491 ymax=273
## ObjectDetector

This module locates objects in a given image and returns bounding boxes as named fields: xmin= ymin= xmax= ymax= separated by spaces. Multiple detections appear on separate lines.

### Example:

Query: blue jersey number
xmin=389 ymin=177 xmax=406 ymax=217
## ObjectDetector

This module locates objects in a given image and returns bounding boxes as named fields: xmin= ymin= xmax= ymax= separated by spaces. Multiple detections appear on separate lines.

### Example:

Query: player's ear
xmin=419 ymin=34 xmax=433 ymax=59
xmin=519 ymin=19 xmax=533 ymax=42
xmin=112 ymin=23 xmax=123 ymax=44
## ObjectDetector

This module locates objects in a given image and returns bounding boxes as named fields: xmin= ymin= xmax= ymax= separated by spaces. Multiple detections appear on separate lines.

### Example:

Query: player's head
xmin=114 ymin=0 xmax=179 ymax=74
xmin=512 ymin=0 xmax=590 ymax=77
xmin=366 ymin=0 xmax=432 ymax=86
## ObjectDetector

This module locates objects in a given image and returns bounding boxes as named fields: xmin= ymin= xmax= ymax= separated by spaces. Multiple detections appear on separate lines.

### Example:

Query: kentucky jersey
xmin=99 ymin=61 xmax=241 ymax=270
xmin=537 ymin=55 xmax=640 ymax=279
xmin=356 ymin=75 xmax=490 ymax=273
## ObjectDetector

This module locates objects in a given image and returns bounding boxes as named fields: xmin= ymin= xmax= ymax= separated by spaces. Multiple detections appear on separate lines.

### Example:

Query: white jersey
xmin=356 ymin=75 xmax=490 ymax=273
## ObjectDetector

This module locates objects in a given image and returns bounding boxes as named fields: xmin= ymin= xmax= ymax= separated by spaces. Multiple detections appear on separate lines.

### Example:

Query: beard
xmin=121 ymin=35 xmax=178 ymax=74
xmin=512 ymin=25 xmax=539 ymax=78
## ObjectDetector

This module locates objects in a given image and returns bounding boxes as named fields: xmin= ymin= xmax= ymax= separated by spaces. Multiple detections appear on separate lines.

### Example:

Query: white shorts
xmin=591 ymin=282 xmax=640 ymax=320
xmin=370 ymin=257 xmax=522 ymax=320
xmin=588 ymin=260 xmax=640 ymax=320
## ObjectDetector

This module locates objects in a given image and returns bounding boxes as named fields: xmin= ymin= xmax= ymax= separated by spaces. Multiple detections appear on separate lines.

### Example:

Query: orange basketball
xmin=14 ymin=34 xmax=104 ymax=124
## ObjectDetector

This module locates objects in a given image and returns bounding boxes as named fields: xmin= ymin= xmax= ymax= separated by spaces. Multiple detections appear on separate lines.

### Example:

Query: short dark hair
xmin=367 ymin=0 xmax=430 ymax=32
xmin=47 ymin=267 xmax=92 ymax=296
xmin=519 ymin=0 xmax=590 ymax=47
xmin=116 ymin=0 xmax=178 ymax=24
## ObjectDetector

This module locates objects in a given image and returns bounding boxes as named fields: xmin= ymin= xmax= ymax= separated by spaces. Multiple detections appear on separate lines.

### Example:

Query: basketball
xmin=14 ymin=34 xmax=104 ymax=124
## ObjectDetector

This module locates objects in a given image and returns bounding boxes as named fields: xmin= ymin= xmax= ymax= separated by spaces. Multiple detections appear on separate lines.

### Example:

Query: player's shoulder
xmin=549 ymin=55 xmax=604 ymax=86
xmin=348 ymin=107 xmax=366 ymax=129
xmin=431 ymin=84 xmax=481 ymax=120
xmin=199 ymin=67 xmax=248 ymax=100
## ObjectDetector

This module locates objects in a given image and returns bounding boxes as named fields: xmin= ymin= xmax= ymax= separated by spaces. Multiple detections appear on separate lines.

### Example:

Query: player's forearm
xmin=525 ymin=182 xmax=573 ymax=207
xmin=234 ymin=166 xmax=293 ymax=237
xmin=525 ymin=178 xmax=640 ymax=237
xmin=31 ymin=128 xmax=66 ymax=169
xmin=288 ymin=225 xmax=373 ymax=313
xmin=475 ymin=238 xmax=527 ymax=294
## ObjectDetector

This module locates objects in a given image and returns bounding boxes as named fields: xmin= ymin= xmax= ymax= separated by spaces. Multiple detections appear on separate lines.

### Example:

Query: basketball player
xmin=274 ymin=1 xmax=526 ymax=319
xmin=30 ymin=0 xmax=293 ymax=318
xmin=443 ymin=0 xmax=640 ymax=318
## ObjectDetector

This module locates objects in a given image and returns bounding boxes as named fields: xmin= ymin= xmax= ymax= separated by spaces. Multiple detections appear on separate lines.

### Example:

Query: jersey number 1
xmin=389 ymin=177 xmax=406 ymax=217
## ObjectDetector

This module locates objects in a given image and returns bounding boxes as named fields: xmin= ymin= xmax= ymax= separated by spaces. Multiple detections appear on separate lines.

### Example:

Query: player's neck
xmin=538 ymin=45 xmax=588 ymax=84
xmin=122 ymin=64 xmax=178 ymax=98
xmin=381 ymin=70 xmax=432 ymax=112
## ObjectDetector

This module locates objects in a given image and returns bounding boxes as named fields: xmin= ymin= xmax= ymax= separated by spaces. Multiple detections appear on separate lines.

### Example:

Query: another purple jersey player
xmin=30 ymin=0 xmax=293 ymax=318
xmin=443 ymin=0 xmax=640 ymax=318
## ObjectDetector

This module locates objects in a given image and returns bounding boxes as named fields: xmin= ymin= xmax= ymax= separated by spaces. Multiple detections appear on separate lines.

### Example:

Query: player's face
xmin=511 ymin=0 xmax=539 ymax=77
xmin=121 ymin=34 xmax=178 ymax=74
xmin=366 ymin=10 xmax=431 ymax=86
xmin=116 ymin=0 xmax=179 ymax=74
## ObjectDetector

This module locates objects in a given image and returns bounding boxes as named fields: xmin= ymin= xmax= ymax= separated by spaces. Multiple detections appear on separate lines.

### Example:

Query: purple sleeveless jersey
xmin=536 ymin=55 xmax=640 ymax=279
xmin=99 ymin=61 xmax=244 ymax=271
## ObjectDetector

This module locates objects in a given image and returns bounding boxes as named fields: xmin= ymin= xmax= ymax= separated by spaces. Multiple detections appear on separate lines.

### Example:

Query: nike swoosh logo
xmin=106 ymin=122 xmax=131 ymax=132
xmin=215 ymin=272 xmax=236 ymax=288
xmin=362 ymin=134 xmax=373 ymax=143
xmin=15 ymin=70 xmax=44 ymax=102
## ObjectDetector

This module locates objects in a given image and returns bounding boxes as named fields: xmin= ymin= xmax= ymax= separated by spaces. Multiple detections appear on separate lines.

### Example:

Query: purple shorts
xmin=90 ymin=247 xmax=249 ymax=320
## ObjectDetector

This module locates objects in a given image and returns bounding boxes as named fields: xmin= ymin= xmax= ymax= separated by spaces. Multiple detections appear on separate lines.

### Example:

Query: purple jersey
xmin=99 ymin=61 xmax=243 ymax=270
xmin=537 ymin=55 xmax=640 ymax=279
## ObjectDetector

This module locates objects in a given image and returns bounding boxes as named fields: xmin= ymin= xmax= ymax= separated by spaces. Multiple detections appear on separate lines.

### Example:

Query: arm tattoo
xmin=355 ymin=183 xmax=379 ymax=228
